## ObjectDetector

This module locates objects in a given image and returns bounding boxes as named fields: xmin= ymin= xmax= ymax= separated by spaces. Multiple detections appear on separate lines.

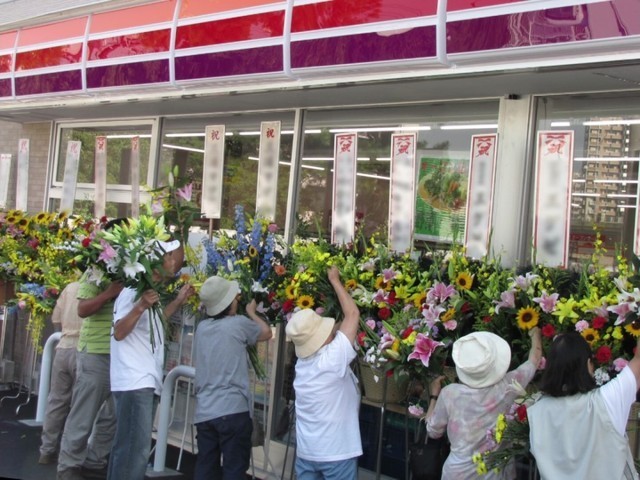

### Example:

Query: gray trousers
xmin=57 ymin=351 xmax=116 ymax=473
xmin=40 ymin=347 xmax=77 ymax=456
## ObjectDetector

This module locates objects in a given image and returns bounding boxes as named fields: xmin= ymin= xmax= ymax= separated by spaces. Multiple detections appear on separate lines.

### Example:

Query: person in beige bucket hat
xmin=285 ymin=266 xmax=362 ymax=479
xmin=423 ymin=327 xmax=542 ymax=479
xmin=193 ymin=275 xmax=272 ymax=479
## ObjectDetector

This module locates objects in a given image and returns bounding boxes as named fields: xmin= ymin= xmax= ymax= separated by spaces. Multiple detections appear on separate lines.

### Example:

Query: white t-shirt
xmin=110 ymin=287 xmax=165 ymax=395
xmin=600 ymin=366 xmax=638 ymax=436
xmin=293 ymin=330 xmax=363 ymax=462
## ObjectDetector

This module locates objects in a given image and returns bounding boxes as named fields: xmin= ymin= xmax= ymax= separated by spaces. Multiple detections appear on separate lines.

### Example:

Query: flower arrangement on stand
xmin=203 ymin=205 xmax=287 ymax=378
xmin=0 ymin=209 xmax=102 ymax=346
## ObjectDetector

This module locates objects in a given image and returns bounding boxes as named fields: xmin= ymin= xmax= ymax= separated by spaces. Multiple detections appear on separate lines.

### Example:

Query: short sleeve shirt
xmin=427 ymin=360 xmax=537 ymax=479
xmin=76 ymin=278 xmax=115 ymax=354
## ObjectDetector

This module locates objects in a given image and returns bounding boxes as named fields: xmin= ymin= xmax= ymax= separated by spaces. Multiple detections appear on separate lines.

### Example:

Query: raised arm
xmin=245 ymin=299 xmax=273 ymax=342
xmin=113 ymin=289 xmax=158 ymax=341
xmin=528 ymin=326 xmax=542 ymax=367
xmin=78 ymin=281 xmax=123 ymax=318
xmin=328 ymin=266 xmax=360 ymax=345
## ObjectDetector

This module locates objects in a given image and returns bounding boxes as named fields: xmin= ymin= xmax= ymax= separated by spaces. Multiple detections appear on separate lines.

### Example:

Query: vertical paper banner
xmin=202 ymin=125 xmax=226 ymax=219
xmin=256 ymin=121 xmax=281 ymax=221
xmin=94 ymin=136 xmax=107 ymax=219
xmin=59 ymin=141 xmax=82 ymax=213
xmin=0 ymin=154 xmax=11 ymax=209
xmin=16 ymin=139 xmax=29 ymax=211
xmin=464 ymin=134 xmax=498 ymax=258
xmin=389 ymin=133 xmax=417 ymax=252
xmin=534 ymin=131 xmax=574 ymax=267
xmin=130 ymin=136 xmax=140 ymax=218
xmin=332 ymin=133 xmax=358 ymax=245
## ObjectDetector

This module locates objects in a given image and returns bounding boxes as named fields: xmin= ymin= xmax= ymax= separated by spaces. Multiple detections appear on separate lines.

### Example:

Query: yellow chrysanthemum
xmin=248 ymin=246 xmax=258 ymax=257
xmin=516 ymin=306 xmax=539 ymax=330
xmin=625 ymin=322 xmax=640 ymax=338
xmin=345 ymin=279 xmax=357 ymax=291
xmin=455 ymin=272 xmax=473 ymax=290
xmin=612 ymin=326 xmax=624 ymax=340
xmin=296 ymin=295 xmax=314 ymax=309
xmin=285 ymin=284 xmax=297 ymax=300
xmin=581 ymin=327 xmax=600 ymax=345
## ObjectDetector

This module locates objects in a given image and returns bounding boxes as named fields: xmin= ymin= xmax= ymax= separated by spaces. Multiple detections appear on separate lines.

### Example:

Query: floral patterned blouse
xmin=426 ymin=360 xmax=537 ymax=480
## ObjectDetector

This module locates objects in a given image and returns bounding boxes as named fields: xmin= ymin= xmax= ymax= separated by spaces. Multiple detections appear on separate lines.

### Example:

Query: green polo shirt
xmin=76 ymin=278 xmax=115 ymax=355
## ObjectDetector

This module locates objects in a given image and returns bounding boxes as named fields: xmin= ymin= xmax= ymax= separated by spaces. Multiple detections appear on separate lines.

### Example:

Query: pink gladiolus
xmin=442 ymin=319 xmax=457 ymax=331
xmin=365 ymin=318 xmax=377 ymax=330
xmin=176 ymin=183 xmax=193 ymax=202
xmin=407 ymin=333 xmax=444 ymax=367
xmin=18 ymin=300 xmax=26 ymax=309
xmin=268 ymin=223 xmax=278 ymax=233
xmin=574 ymin=320 xmax=589 ymax=332
xmin=613 ymin=357 xmax=629 ymax=372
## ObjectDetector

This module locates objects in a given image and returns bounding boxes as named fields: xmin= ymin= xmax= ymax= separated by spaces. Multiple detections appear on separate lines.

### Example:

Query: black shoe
xmin=80 ymin=465 xmax=108 ymax=480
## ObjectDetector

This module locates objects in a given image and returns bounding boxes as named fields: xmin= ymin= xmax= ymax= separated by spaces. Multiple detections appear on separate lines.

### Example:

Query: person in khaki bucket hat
xmin=193 ymin=275 xmax=272 ymax=479
xmin=285 ymin=266 xmax=362 ymax=479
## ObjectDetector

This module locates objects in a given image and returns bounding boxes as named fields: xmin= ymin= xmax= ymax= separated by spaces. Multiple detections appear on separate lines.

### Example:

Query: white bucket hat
xmin=285 ymin=309 xmax=335 ymax=358
xmin=452 ymin=331 xmax=511 ymax=388
xmin=199 ymin=276 xmax=240 ymax=317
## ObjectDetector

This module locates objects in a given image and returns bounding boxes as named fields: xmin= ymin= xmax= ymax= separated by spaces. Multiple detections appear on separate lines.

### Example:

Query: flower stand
xmin=359 ymin=362 xmax=407 ymax=404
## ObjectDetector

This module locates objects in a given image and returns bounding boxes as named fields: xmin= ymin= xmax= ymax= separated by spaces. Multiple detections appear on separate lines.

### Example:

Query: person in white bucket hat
xmin=285 ymin=266 xmax=362 ymax=480
xmin=424 ymin=327 xmax=542 ymax=480
xmin=193 ymin=276 xmax=272 ymax=480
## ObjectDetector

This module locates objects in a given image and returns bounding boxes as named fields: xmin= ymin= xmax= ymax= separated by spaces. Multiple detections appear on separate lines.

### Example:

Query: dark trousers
xmin=194 ymin=411 xmax=253 ymax=480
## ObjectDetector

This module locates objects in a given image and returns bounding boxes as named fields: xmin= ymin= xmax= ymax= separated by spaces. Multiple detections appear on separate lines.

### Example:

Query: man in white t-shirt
xmin=285 ymin=266 xmax=362 ymax=479
xmin=107 ymin=240 xmax=194 ymax=480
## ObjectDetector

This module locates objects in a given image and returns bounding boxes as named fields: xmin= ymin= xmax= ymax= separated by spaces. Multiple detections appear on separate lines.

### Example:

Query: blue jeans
xmin=295 ymin=457 xmax=358 ymax=480
xmin=194 ymin=411 xmax=252 ymax=480
xmin=107 ymin=388 xmax=156 ymax=480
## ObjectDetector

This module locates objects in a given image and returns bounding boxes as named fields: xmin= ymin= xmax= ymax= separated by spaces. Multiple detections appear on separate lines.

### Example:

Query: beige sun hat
xmin=199 ymin=276 xmax=240 ymax=317
xmin=452 ymin=331 xmax=511 ymax=388
xmin=285 ymin=309 xmax=335 ymax=358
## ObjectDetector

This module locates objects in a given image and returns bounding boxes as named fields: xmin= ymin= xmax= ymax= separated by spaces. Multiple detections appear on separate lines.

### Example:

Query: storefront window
xmin=50 ymin=121 xmax=156 ymax=217
xmin=160 ymin=111 xmax=295 ymax=229
xmin=300 ymin=101 xmax=499 ymax=246
xmin=536 ymin=94 xmax=640 ymax=267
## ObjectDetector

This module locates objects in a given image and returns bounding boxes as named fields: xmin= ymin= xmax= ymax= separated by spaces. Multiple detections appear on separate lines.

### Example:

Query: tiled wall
xmin=0 ymin=120 xmax=51 ymax=212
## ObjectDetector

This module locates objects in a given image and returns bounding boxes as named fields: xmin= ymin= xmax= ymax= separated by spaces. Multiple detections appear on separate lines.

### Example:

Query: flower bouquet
xmin=204 ymin=205 xmax=286 ymax=378
xmin=75 ymin=215 xmax=174 ymax=350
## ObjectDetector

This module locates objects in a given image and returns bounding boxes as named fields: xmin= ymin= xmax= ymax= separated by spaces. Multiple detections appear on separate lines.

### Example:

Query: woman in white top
xmin=528 ymin=331 xmax=640 ymax=480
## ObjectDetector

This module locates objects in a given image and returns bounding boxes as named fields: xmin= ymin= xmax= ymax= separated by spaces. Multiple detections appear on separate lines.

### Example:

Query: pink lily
xmin=407 ymin=333 xmax=444 ymax=367
xmin=176 ymin=183 xmax=193 ymax=202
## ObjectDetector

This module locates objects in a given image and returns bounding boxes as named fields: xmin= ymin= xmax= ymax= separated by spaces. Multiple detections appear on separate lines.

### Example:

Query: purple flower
xmin=533 ymin=291 xmax=559 ymax=313
xmin=98 ymin=239 xmax=117 ymax=263
xmin=407 ymin=333 xmax=444 ymax=367
xmin=494 ymin=290 xmax=516 ymax=314
xmin=176 ymin=183 xmax=193 ymax=202
xmin=427 ymin=282 xmax=456 ymax=303
xmin=608 ymin=302 xmax=634 ymax=326
xmin=382 ymin=268 xmax=397 ymax=282
xmin=268 ymin=223 xmax=278 ymax=233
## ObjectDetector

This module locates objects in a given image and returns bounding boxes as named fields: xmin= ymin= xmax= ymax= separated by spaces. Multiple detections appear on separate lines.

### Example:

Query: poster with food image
xmin=415 ymin=156 xmax=469 ymax=242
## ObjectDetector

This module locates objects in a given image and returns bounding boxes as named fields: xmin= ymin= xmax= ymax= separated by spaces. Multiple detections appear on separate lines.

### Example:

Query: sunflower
xmin=625 ymin=321 xmax=640 ymax=337
xmin=248 ymin=245 xmax=258 ymax=257
xmin=374 ymin=276 xmax=391 ymax=291
xmin=581 ymin=327 xmax=600 ymax=345
xmin=455 ymin=272 xmax=473 ymax=290
xmin=441 ymin=307 xmax=456 ymax=323
xmin=34 ymin=212 xmax=49 ymax=224
xmin=412 ymin=292 xmax=427 ymax=308
xmin=345 ymin=279 xmax=357 ymax=291
xmin=296 ymin=295 xmax=314 ymax=309
xmin=285 ymin=284 xmax=297 ymax=300
xmin=516 ymin=306 xmax=539 ymax=330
